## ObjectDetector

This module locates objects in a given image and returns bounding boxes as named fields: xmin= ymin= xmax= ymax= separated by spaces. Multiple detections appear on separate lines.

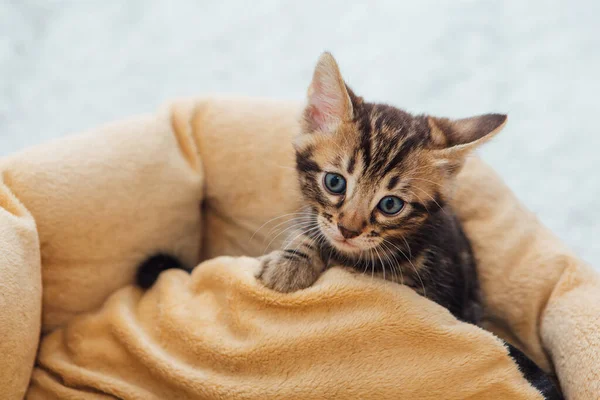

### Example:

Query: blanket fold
xmin=0 ymin=175 xmax=41 ymax=399
xmin=28 ymin=257 xmax=544 ymax=400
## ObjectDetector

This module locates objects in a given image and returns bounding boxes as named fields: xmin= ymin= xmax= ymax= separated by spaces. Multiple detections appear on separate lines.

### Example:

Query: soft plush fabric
xmin=454 ymin=156 xmax=600 ymax=391
xmin=28 ymin=256 xmax=544 ymax=400
xmin=0 ymin=96 xmax=597 ymax=399
xmin=0 ymin=176 xmax=42 ymax=399
xmin=0 ymin=110 xmax=204 ymax=332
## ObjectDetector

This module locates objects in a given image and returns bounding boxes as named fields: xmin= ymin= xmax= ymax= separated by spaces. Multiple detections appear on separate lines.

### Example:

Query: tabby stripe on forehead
xmin=357 ymin=114 xmax=372 ymax=169
xmin=347 ymin=152 xmax=357 ymax=174
xmin=333 ymin=154 xmax=343 ymax=169
xmin=296 ymin=149 xmax=321 ymax=173
xmin=387 ymin=176 xmax=400 ymax=190
xmin=381 ymin=133 xmax=422 ymax=177
xmin=369 ymin=138 xmax=397 ymax=177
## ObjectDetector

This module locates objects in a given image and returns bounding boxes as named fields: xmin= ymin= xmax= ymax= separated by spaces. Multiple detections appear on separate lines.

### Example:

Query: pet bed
xmin=1 ymin=97 xmax=598 ymax=399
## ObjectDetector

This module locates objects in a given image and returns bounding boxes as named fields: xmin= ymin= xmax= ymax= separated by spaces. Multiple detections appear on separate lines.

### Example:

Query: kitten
xmin=258 ymin=52 xmax=562 ymax=399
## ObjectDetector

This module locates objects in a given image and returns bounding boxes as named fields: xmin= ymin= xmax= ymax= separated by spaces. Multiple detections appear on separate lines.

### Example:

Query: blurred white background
xmin=1 ymin=1 xmax=598 ymax=267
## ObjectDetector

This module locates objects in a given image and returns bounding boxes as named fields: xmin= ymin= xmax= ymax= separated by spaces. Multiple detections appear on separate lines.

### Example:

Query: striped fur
xmin=258 ymin=53 xmax=562 ymax=399
xmin=259 ymin=52 xmax=506 ymax=319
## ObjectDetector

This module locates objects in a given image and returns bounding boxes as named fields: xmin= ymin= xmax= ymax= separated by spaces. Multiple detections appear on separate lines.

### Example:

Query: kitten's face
xmin=296 ymin=53 xmax=506 ymax=259
xmin=296 ymin=105 xmax=446 ymax=256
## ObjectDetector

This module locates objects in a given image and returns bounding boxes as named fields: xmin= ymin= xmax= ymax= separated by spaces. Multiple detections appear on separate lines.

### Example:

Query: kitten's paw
xmin=257 ymin=250 xmax=321 ymax=293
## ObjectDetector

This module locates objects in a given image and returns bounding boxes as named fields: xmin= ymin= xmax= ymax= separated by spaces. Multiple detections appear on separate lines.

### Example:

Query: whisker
xmin=329 ymin=138 xmax=347 ymax=159
xmin=278 ymin=230 xmax=320 ymax=268
xmin=411 ymin=186 xmax=448 ymax=216
xmin=267 ymin=220 xmax=316 ymax=240
xmin=265 ymin=217 xmax=315 ymax=239
xmin=263 ymin=221 xmax=317 ymax=254
xmin=407 ymin=189 xmax=431 ymax=215
xmin=380 ymin=241 xmax=402 ymax=284
xmin=250 ymin=211 xmax=315 ymax=240
xmin=382 ymin=242 xmax=404 ymax=282
xmin=370 ymin=248 xmax=375 ymax=280
xmin=379 ymin=244 xmax=395 ymax=282
xmin=400 ymin=235 xmax=413 ymax=259
xmin=405 ymin=177 xmax=445 ymax=189
xmin=285 ymin=226 xmax=320 ymax=254
xmin=382 ymin=238 xmax=426 ymax=297
xmin=282 ymin=225 xmax=321 ymax=252
xmin=373 ymin=246 xmax=385 ymax=281
xmin=360 ymin=250 xmax=370 ymax=277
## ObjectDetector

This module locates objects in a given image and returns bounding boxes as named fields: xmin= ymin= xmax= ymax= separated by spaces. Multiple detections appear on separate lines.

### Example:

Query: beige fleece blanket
xmin=0 ymin=97 xmax=598 ymax=399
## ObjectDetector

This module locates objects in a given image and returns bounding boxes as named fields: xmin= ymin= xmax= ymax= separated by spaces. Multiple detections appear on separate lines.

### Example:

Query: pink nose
xmin=337 ymin=224 xmax=360 ymax=239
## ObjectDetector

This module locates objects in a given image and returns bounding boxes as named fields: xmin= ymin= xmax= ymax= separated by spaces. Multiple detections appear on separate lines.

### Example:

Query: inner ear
xmin=303 ymin=52 xmax=353 ymax=133
xmin=428 ymin=114 xmax=507 ymax=149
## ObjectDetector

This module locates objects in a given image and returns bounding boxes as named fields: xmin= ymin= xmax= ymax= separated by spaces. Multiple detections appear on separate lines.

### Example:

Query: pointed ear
xmin=429 ymin=113 xmax=507 ymax=172
xmin=429 ymin=113 xmax=507 ymax=152
xmin=303 ymin=52 xmax=353 ymax=133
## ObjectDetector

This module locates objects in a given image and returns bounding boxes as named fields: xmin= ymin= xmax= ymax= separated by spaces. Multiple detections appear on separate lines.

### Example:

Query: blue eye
xmin=378 ymin=196 xmax=404 ymax=215
xmin=324 ymin=173 xmax=347 ymax=194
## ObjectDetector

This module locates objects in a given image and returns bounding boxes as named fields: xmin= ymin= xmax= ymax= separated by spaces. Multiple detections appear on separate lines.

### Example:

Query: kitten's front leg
xmin=257 ymin=233 xmax=326 ymax=293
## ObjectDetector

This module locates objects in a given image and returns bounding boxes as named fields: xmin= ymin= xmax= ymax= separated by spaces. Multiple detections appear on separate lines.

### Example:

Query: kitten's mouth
xmin=318 ymin=221 xmax=363 ymax=253
xmin=328 ymin=237 xmax=362 ymax=254
xmin=331 ymin=237 xmax=359 ymax=249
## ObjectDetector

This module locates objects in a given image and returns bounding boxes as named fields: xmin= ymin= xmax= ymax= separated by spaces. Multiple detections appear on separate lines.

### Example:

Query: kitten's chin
xmin=328 ymin=237 xmax=363 ymax=254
